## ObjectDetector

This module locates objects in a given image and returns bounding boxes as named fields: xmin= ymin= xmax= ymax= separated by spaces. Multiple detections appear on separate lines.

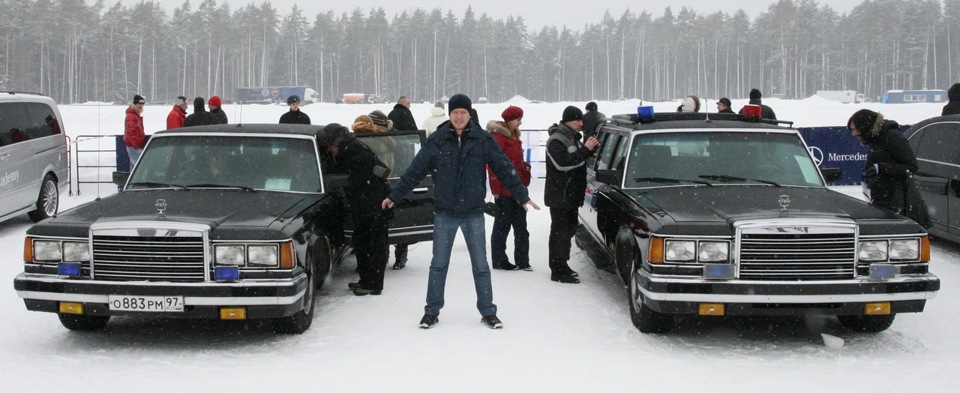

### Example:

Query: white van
xmin=0 ymin=92 xmax=68 ymax=223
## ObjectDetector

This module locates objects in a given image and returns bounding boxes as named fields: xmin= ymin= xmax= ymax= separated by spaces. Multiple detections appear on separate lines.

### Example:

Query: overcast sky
xmin=108 ymin=0 xmax=865 ymax=29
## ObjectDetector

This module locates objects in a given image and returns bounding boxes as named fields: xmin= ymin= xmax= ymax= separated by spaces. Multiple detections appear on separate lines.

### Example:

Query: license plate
xmin=108 ymin=295 xmax=184 ymax=312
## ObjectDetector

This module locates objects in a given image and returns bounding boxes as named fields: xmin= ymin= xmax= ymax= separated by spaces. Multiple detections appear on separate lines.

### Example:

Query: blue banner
xmin=798 ymin=126 xmax=909 ymax=185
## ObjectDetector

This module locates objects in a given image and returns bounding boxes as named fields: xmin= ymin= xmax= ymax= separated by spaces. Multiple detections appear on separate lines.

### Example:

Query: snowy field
xmin=1 ymin=97 xmax=958 ymax=392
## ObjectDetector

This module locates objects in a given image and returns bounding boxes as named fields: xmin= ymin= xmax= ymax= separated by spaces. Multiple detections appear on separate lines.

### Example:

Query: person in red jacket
xmin=124 ymin=94 xmax=147 ymax=167
xmin=486 ymin=105 xmax=533 ymax=271
xmin=166 ymin=96 xmax=188 ymax=129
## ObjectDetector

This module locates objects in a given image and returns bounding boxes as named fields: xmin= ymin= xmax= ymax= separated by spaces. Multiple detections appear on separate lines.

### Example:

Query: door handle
xmin=412 ymin=187 xmax=428 ymax=193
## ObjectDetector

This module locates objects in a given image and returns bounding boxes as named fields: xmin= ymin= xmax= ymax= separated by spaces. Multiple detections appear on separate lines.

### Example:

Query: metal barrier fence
xmin=72 ymin=134 xmax=121 ymax=195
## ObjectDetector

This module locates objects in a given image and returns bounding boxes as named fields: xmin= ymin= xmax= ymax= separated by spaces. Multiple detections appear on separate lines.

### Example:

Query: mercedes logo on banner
xmin=808 ymin=146 xmax=824 ymax=167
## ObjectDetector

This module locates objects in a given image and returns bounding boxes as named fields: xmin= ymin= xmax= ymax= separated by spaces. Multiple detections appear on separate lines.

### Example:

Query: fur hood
xmin=352 ymin=114 xmax=386 ymax=133
xmin=430 ymin=106 xmax=446 ymax=117
xmin=486 ymin=120 xmax=519 ymax=138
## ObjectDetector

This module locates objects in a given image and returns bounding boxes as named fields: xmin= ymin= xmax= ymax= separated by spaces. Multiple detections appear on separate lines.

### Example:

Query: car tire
xmin=58 ymin=313 xmax=109 ymax=331
xmin=838 ymin=314 xmax=896 ymax=332
xmin=627 ymin=251 xmax=673 ymax=334
xmin=273 ymin=264 xmax=316 ymax=334
xmin=28 ymin=174 xmax=59 ymax=222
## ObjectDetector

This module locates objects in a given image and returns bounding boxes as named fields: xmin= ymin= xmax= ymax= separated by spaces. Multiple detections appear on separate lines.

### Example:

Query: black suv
xmin=13 ymin=124 xmax=433 ymax=334
xmin=578 ymin=111 xmax=940 ymax=333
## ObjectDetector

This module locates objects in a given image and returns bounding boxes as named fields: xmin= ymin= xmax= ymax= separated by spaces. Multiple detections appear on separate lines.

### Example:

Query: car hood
xmin=39 ymin=189 xmax=321 ymax=231
xmin=629 ymin=186 xmax=896 ymax=223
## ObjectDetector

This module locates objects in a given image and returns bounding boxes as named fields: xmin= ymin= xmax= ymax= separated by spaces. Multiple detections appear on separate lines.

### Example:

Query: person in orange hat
xmin=486 ymin=105 xmax=532 ymax=271
xmin=208 ymin=95 xmax=228 ymax=124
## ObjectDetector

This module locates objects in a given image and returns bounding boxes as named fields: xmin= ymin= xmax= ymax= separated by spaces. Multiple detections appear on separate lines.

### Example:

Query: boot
xmin=392 ymin=243 xmax=408 ymax=270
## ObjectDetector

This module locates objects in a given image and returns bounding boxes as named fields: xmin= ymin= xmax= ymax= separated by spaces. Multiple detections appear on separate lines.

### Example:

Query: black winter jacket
xmin=739 ymin=98 xmax=777 ymax=120
xmin=862 ymin=120 xmax=917 ymax=210
xmin=388 ymin=104 xmax=418 ymax=131
xmin=335 ymin=138 xmax=392 ymax=219
xmin=582 ymin=110 xmax=606 ymax=139
xmin=279 ymin=110 xmax=311 ymax=124
xmin=544 ymin=123 xmax=593 ymax=209
xmin=210 ymin=108 xmax=228 ymax=124
xmin=184 ymin=103 xmax=217 ymax=127
xmin=942 ymin=83 xmax=960 ymax=116
xmin=388 ymin=120 xmax=528 ymax=215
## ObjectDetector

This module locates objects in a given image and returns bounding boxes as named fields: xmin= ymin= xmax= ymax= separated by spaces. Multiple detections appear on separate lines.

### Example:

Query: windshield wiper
xmin=698 ymin=174 xmax=781 ymax=187
xmin=126 ymin=181 xmax=185 ymax=189
xmin=184 ymin=183 xmax=256 ymax=192
xmin=633 ymin=177 xmax=712 ymax=186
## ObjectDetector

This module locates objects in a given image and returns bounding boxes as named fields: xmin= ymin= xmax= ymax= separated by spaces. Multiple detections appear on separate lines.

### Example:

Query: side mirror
xmin=596 ymin=169 xmax=623 ymax=186
xmin=820 ymin=168 xmax=843 ymax=184
xmin=112 ymin=171 xmax=129 ymax=187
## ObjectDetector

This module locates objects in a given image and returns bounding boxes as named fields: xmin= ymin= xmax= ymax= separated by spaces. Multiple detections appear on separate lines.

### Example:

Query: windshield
xmin=127 ymin=135 xmax=321 ymax=192
xmin=623 ymin=131 xmax=823 ymax=188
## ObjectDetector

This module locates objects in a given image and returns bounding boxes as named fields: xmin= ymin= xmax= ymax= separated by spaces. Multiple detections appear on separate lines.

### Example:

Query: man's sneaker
xmin=481 ymin=315 xmax=503 ymax=329
xmin=352 ymin=287 xmax=382 ymax=296
xmin=518 ymin=265 xmax=534 ymax=271
xmin=419 ymin=314 xmax=439 ymax=329
xmin=347 ymin=282 xmax=362 ymax=290
xmin=392 ymin=260 xmax=406 ymax=270
xmin=551 ymin=272 xmax=581 ymax=284
xmin=492 ymin=262 xmax=519 ymax=271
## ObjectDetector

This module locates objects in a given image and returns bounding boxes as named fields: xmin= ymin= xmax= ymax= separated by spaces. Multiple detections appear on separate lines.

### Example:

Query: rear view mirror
xmin=596 ymin=170 xmax=623 ymax=185
xmin=820 ymin=168 xmax=843 ymax=184
xmin=112 ymin=171 xmax=129 ymax=187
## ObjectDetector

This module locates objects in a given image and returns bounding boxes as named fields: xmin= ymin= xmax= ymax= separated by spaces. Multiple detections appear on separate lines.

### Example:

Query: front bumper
xmin=13 ymin=273 xmax=308 ymax=319
xmin=635 ymin=271 xmax=940 ymax=316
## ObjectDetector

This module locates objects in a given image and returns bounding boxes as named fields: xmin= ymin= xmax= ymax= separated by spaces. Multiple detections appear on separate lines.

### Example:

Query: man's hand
xmin=382 ymin=198 xmax=395 ymax=209
xmin=584 ymin=136 xmax=600 ymax=151
xmin=523 ymin=200 xmax=541 ymax=211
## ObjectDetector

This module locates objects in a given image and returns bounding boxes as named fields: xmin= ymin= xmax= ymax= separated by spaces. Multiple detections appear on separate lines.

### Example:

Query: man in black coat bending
xmin=388 ymin=96 xmax=418 ymax=131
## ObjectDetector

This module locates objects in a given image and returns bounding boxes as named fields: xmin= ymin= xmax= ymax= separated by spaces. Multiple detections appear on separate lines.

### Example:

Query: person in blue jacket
xmin=382 ymin=93 xmax=540 ymax=330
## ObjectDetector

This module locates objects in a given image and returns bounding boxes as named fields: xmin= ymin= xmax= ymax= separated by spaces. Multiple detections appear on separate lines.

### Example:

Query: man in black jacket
xmin=321 ymin=123 xmax=393 ymax=296
xmin=184 ymin=97 xmax=216 ymax=127
xmin=279 ymin=95 xmax=311 ymax=124
xmin=582 ymin=101 xmax=606 ymax=139
xmin=942 ymin=83 xmax=960 ymax=116
xmin=738 ymin=88 xmax=777 ymax=120
xmin=545 ymin=106 xmax=599 ymax=284
xmin=388 ymin=96 xmax=418 ymax=131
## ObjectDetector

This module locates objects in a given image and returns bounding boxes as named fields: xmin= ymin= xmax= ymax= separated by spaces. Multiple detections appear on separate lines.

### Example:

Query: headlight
xmin=889 ymin=239 xmax=920 ymax=261
xmin=859 ymin=240 xmax=888 ymax=262
xmin=665 ymin=240 xmax=696 ymax=262
xmin=33 ymin=240 xmax=63 ymax=262
xmin=215 ymin=245 xmax=245 ymax=266
xmin=247 ymin=245 xmax=279 ymax=267
xmin=698 ymin=241 xmax=729 ymax=262
xmin=62 ymin=242 xmax=91 ymax=262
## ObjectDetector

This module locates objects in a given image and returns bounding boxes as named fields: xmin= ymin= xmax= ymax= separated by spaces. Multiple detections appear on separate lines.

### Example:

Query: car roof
xmin=904 ymin=114 xmax=960 ymax=138
xmin=155 ymin=123 xmax=326 ymax=137
xmin=606 ymin=113 xmax=792 ymax=132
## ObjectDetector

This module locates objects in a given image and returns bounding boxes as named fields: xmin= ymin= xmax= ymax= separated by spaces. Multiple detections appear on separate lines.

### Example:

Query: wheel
xmin=626 ymin=252 xmax=673 ymax=333
xmin=838 ymin=314 xmax=895 ymax=332
xmin=58 ymin=313 xmax=109 ymax=331
xmin=273 ymin=264 xmax=316 ymax=334
xmin=314 ymin=241 xmax=333 ymax=290
xmin=28 ymin=174 xmax=59 ymax=222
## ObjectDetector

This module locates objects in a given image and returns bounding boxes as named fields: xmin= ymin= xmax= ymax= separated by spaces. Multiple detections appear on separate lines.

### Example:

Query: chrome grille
xmin=737 ymin=221 xmax=857 ymax=280
xmin=90 ymin=223 xmax=208 ymax=282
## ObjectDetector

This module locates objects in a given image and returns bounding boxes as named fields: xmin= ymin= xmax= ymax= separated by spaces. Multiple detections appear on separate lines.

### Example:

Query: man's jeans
xmin=126 ymin=147 xmax=143 ymax=168
xmin=425 ymin=211 xmax=496 ymax=317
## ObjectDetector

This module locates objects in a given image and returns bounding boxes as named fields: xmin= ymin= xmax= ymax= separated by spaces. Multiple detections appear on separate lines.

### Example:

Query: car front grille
xmin=736 ymin=221 xmax=857 ymax=280
xmin=90 ymin=223 xmax=208 ymax=282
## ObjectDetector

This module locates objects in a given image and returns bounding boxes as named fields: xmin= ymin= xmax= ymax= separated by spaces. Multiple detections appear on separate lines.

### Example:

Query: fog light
xmin=220 ymin=307 xmax=246 ymax=320
xmin=214 ymin=266 xmax=240 ymax=282
xmin=869 ymin=264 xmax=898 ymax=280
xmin=57 ymin=262 xmax=82 ymax=277
xmin=865 ymin=302 xmax=891 ymax=315
xmin=703 ymin=264 xmax=734 ymax=280
xmin=699 ymin=303 xmax=725 ymax=316
xmin=59 ymin=302 xmax=84 ymax=315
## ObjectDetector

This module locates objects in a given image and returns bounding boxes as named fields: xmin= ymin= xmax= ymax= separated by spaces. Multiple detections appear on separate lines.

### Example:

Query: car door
xmin=580 ymin=130 xmax=627 ymax=248
xmin=355 ymin=130 xmax=434 ymax=245
xmin=0 ymin=102 xmax=38 ymax=217
xmin=911 ymin=122 xmax=960 ymax=235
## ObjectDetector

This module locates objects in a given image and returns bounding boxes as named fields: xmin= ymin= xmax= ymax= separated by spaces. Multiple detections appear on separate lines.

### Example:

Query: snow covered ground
xmin=2 ymin=98 xmax=958 ymax=392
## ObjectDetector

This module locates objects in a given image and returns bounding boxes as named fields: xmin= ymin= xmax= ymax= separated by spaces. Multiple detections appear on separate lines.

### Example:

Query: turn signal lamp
xmin=921 ymin=236 xmax=930 ymax=262
xmin=279 ymin=241 xmax=295 ymax=269
xmin=214 ymin=266 xmax=240 ymax=282
xmin=59 ymin=302 xmax=84 ymax=315
xmin=23 ymin=237 xmax=32 ymax=262
xmin=865 ymin=302 xmax=891 ymax=315
xmin=57 ymin=262 xmax=82 ymax=277
xmin=699 ymin=303 xmax=725 ymax=316
xmin=220 ymin=307 xmax=247 ymax=320
xmin=648 ymin=237 xmax=664 ymax=264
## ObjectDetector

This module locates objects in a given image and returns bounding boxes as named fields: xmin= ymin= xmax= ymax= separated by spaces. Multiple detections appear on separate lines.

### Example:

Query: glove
xmin=863 ymin=163 xmax=879 ymax=177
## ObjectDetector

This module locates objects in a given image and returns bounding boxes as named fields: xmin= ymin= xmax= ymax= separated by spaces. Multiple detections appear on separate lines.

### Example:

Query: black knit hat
xmin=448 ymin=94 xmax=472 ymax=115
xmin=585 ymin=101 xmax=598 ymax=111
xmin=749 ymin=89 xmax=762 ymax=99
xmin=133 ymin=94 xmax=145 ymax=105
xmin=562 ymin=105 xmax=584 ymax=123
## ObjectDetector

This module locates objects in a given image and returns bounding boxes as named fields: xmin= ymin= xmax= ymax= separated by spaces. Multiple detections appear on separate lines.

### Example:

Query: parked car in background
xmin=0 ymin=92 xmax=68 ymax=223
xmin=13 ymin=124 xmax=433 ymax=334
xmin=577 ymin=111 xmax=940 ymax=334
xmin=904 ymin=114 xmax=960 ymax=244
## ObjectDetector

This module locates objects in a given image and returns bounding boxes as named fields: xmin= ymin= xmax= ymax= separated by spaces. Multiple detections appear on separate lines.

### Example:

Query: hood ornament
xmin=155 ymin=199 xmax=167 ymax=215
xmin=778 ymin=195 xmax=791 ymax=210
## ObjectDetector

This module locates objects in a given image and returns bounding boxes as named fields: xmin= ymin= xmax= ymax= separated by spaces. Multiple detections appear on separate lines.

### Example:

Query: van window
xmin=0 ymin=103 xmax=31 ymax=146
xmin=24 ymin=103 xmax=61 ymax=138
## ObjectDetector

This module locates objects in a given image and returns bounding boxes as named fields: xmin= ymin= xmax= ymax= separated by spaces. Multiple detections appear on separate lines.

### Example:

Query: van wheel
xmin=28 ymin=174 xmax=59 ymax=222
xmin=58 ymin=314 xmax=109 ymax=331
